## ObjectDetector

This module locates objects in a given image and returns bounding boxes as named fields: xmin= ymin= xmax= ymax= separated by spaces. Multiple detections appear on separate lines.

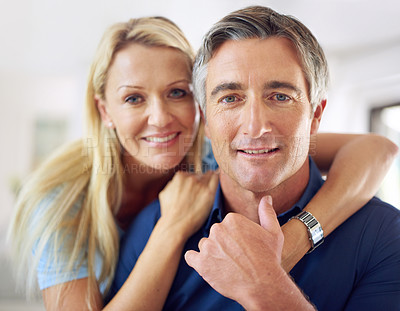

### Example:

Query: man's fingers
xmin=258 ymin=195 xmax=279 ymax=230
xmin=184 ymin=250 xmax=199 ymax=268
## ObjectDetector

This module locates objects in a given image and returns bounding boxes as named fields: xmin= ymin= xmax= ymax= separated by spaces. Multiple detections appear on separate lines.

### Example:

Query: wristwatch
xmin=289 ymin=211 xmax=324 ymax=253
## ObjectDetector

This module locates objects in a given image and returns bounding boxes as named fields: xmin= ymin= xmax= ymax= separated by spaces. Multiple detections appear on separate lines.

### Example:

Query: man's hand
xmin=185 ymin=196 xmax=315 ymax=311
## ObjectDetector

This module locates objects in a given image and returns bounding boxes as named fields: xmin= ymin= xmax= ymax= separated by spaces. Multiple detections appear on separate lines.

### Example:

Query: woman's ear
xmin=310 ymin=99 xmax=327 ymax=135
xmin=95 ymin=95 xmax=115 ymax=129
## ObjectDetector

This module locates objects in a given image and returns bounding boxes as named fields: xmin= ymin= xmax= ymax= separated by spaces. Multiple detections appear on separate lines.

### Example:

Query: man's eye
xmin=169 ymin=89 xmax=187 ymax=99
xmin=221 ymin=95 xmax=238 ymax=103
xmin=125 ymin=95 xmax=143 ymax=105
xmin=274 ymin=94 xmax=290 ymax=101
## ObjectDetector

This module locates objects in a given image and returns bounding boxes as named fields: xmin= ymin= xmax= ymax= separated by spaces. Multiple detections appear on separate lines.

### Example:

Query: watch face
xmin=310 ymin=225 xmax=324 ymax=245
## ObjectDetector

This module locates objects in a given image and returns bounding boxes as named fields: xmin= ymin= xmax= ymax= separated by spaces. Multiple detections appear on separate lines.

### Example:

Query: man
xmin=110 ymin=6 xmax=400 ymax=310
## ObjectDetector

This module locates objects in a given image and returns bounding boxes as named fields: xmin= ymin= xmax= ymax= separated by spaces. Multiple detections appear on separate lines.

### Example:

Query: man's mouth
xmin=239 ymin=148 xmax=279 ymax=154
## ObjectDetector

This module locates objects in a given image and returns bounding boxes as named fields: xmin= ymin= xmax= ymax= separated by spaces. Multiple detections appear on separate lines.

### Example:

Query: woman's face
xmin=97 ymin=43 xmax=198 ymax=173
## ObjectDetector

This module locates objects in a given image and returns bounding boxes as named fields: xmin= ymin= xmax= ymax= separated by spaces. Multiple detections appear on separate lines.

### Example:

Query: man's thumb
xmin=258 ymin=195 xmax=278 ymax=229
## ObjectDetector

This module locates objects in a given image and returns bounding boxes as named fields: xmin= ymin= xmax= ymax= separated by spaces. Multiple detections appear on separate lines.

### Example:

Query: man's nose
xmin=147 ymin=98 xmax=173 ymax=127
xmin=241 ymin=97 xmax=272 ymax=138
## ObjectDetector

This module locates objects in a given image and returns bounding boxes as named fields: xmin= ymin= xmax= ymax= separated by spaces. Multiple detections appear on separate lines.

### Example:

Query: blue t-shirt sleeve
xmin=107 ymin=200 xmax=161 ymax=300
xmin=34 ymin=190 xmax=93 ymax=291
xmin=37 ymin=242 xmax=89 ymax=290
xmin=343 ymin=205 xmax=400 ymax=310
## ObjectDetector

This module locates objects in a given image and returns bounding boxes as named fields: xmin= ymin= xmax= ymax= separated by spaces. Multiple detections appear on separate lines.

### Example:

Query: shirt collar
xmin=203 ymin=183 xmax=225 ymax=235
xmin=204 ymin=156 xmax=324 ymax=232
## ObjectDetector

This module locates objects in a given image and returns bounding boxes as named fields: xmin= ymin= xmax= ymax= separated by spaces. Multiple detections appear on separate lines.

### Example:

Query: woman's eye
xmin=169 ymin=89 xmax=187 ymax=99
xmin=125 ymin=95 xmax=143 ymax=105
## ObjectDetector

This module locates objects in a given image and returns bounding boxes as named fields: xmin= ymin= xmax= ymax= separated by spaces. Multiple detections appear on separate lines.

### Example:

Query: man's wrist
xmin=241 ymin=267 xmax=316 ymax=311
xmin=289 ymin=211 xmax=324 ymax=253
xmin=281 ymin=220 xmax=310 ymax=272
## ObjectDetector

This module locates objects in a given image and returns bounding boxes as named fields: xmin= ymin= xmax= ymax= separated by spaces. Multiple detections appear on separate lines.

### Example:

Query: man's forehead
xmin=206 ymin=37 xmax=307 ymax=94
xmin=210 ymin=37 xmax=296 ymax=61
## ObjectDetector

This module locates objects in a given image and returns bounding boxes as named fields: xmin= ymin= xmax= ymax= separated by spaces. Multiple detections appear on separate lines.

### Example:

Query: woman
xmin=8 ymin=16 xmax=398 ymax=310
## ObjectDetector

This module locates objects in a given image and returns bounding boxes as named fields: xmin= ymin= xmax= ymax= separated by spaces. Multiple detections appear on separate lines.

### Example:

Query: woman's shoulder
xmin=34 ymin=185 xmax=89 ymax=289
xmin=34 ymin=184 xmax=86 ymax=221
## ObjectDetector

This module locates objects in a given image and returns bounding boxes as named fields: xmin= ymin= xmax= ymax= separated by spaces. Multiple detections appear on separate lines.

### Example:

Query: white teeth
xmin=242 ymin=149 xmax=273 ymax=154
xmin=145 ymin=133 xmax=178 ymax=143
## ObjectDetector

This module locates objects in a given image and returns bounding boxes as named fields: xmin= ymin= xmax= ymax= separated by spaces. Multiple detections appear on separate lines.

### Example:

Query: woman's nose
xmin=147 ymin=98 xmax=174 ymax=127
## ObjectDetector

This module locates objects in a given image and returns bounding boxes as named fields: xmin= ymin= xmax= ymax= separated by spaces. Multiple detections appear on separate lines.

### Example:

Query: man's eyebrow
xmin=264 ymin=81 xmax=302 ymax=95
xmin=210 ymin=82 xmax=244 ymax=98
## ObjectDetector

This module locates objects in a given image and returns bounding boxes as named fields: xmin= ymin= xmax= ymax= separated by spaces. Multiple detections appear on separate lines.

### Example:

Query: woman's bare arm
xmin=281 ymin=133 xmax=399 ymax=272
xmin=42 ymin=171 xmax=219 ymax=311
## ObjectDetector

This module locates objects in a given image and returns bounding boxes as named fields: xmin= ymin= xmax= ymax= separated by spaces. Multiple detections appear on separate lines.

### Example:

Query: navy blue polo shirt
xmin=109 ymin=158 xmax=400 ymax=310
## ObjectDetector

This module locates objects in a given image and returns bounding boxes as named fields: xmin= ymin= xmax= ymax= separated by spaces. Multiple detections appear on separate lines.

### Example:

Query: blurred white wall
xmin=0 ymin=0 xmax=399 ymax=308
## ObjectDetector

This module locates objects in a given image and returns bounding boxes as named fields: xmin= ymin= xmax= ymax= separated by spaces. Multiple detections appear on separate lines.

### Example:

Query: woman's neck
xmin=116 ymin=157 xmax=177 ymax=230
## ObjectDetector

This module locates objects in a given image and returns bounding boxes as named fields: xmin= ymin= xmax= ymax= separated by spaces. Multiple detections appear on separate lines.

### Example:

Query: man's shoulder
xmin=318 ymin=196 xmax=400 ymax=265
xmin=293 ymin=197 xmax=400 ymax=310
xmin=132 ymin=198 xmax=160 ymax=225
xmin=292 ymin=196 xmax=400 ymax=309
xmin=338 ymin=196 xmax=400 ymax=259
xmin=136 ymin=198 xmax=161 ymax=219
xmin=341 ymin=196 xmax=400 ymax=241
xmin=121 ymin=199 xmax=161 ymax=246
xmin=358 ymin=196 xmax=400 ymax=226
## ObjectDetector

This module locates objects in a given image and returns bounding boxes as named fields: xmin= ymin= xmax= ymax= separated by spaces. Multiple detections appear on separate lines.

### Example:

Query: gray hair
xmin=193 ymin=6 xmax=329 ymax=114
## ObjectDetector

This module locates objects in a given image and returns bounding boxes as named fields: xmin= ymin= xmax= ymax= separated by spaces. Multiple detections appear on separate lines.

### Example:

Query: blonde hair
xmin=8 ymin=16 xmax=202 ymax=308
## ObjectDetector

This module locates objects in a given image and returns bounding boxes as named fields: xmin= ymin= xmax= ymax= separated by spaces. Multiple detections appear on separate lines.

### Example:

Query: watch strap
xmin=289 ymin=210 xmax=324 ymax=253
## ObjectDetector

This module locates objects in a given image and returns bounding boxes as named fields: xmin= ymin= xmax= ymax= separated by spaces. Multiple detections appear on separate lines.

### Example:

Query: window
xmin=370 ymin=104 xmax=400 ymax=208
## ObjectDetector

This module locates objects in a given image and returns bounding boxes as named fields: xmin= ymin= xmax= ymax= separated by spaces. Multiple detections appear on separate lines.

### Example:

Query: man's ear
xmin=201 ymin=110 xmax=211 ymax=139
xmin=310 ymin=99 xmax=326 ymax=135
xmin=95 ymin=95 xmax=114 ymax=129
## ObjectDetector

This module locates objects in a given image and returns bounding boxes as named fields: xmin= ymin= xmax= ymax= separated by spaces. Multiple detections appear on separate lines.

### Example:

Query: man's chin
xmin=234 ymin=175 xmax=276 ymax=194
xmin=241 ymin=183 xmax=273 ymax=194
xmin=220 ymin=167 xmax=278 ymax=193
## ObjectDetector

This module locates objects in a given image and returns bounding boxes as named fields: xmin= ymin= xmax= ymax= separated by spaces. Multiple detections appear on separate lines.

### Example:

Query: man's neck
xmin=220 ymin=160 xmax=310 ymax=223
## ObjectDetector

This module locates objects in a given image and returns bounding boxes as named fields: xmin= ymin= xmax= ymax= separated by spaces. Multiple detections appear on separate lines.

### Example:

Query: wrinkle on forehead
xmin=207 ymin=38 xmax=309 ymax=101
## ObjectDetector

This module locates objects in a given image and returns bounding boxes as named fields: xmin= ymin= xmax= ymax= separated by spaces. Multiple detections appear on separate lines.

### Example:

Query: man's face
xmin=204 ymin=37 xmax=323 ymax=193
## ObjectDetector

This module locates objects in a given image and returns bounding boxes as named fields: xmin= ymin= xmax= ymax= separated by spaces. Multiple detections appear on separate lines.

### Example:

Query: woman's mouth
xmin=144 ymin=132 xmax=179 ymax=143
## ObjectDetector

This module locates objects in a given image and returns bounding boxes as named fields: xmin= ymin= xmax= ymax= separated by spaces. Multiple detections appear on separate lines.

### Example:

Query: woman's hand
xmin=104 ymin=171 xmax=219 ymax=311
xmin=159 ymin=170 xmax=219 ymax=238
